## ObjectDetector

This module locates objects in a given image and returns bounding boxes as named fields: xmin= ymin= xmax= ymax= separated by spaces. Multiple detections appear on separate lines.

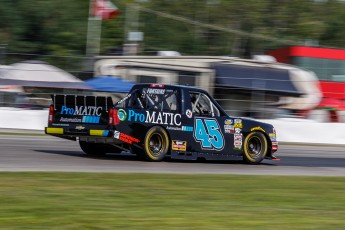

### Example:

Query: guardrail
xmin=1 ymin=107 xmax=345 ymax=145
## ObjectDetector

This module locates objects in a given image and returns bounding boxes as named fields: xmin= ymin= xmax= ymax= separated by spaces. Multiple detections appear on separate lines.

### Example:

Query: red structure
xmin=267 ymin=46 xmax=345 ymax=121
xmin=267 ymin=46 xmax=345 ymax=108
xmin=268 ymin=46 xmax=345 ymax=63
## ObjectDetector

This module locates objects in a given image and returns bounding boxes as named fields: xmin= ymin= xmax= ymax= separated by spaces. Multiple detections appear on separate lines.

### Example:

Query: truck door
xmin=185 ymin=91 xmax=233 ymax=155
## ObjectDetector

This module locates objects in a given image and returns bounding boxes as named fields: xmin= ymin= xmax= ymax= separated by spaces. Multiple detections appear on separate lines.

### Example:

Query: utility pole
xmin=86 ymin=0 xmax=102 ymax=56
xmin=123 ymin=4 xmax=142 ymax=55
xmin=0 ymin=44 xmax=7 ymax=65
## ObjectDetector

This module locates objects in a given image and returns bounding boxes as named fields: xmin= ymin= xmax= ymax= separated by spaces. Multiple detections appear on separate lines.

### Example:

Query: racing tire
xmin=143 ymin=126 xmax=170 ymax=161
xmin=243 ymin=131 xmax=268 ymax=164
xmin=79 ymin=141 xmax=107 ymax=157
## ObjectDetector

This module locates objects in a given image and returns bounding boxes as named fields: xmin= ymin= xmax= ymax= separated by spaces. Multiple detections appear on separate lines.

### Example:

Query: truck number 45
xmin=194 ymin=118 xmax=224 ymax=150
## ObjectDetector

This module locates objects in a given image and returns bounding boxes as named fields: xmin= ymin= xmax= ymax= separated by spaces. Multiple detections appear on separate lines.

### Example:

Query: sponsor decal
xmin=147 ymin=88 xmax=165 ymax=94
xmin=52 ymin=123 xmax=69 ymax=127
xmin=234 ymin=133 xmax=243 ymax=141
xmin=224 ymin=125 xmax=234 ymax=133
xmin=172 ymin=140 xmax=187 ymax=151
xmin=224 ymin=119 xmax=233 ymax=125
xmin=251 ymin=126 xmax=265 ymax=132
xmin=60 ymin=117 xmax=82 ymax=123
xmin=166 ymin=126 xmax=182 ymax=131
xmin=235 ymin=128 xmax=241 ymax=134
xmin=144 ymin=111 xmax=181 ymax=126
xmin=186 ymin=109 xmax=193 ymax=118
xmin=75 ymin=125 xmax=85 ymax=131
xmin=269 ymin=133 xmax=276 ymax=141
xmin=114 ymin=130 xmax=120 ymax=139
xmin=234 ymin=119 xmax=242 ymax=128
xmin=234 ymin=133 xmax=243 ymax=150
xmin=120 ymin=109 xmax=181 ymax=126
xmin=60 ymin=106 xmax=102 ymax=116
xmin=59 ymin=105 xmax=102 ymax=124
xmin=182 ymin=126 xmax=193 ymax=132
xmin=114 ymin=130 xmax=139 ymax=144
xmin=234 ymin=141 xmax=242 ymax=150
xmin=117 ymin=109 xmax=127 ymax=121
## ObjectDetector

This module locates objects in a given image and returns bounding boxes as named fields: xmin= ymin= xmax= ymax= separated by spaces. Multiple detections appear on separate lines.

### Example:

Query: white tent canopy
xmin=0 ymin=61 xmax=90 ymax=89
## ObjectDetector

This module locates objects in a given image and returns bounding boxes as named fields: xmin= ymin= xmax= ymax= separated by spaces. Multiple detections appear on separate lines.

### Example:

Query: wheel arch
xmin=262 ymin=131 xmax=273 ymax=157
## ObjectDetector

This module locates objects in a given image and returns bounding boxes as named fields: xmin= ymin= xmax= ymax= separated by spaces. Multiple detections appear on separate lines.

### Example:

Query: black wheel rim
xmin=247 ymin=136 xmax=262 ymax=159
xmin=149 ymin=133 xmax=164 ymax=156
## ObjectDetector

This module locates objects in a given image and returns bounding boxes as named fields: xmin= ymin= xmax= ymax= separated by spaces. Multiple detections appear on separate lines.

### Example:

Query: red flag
xmin=92 ymin=0 xmax=119 ymax=20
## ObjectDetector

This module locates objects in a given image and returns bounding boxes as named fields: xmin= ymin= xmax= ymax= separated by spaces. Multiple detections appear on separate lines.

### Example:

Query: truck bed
xmin=45 ymin=94 xmax=114 ymax=141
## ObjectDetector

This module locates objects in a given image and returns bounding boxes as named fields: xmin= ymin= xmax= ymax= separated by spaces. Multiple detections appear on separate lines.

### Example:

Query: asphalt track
xmin=0 ymin=135 xmax=344 ymax=176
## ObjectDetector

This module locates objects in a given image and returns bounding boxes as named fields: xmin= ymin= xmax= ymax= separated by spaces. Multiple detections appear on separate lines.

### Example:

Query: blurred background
xmin=1 ymin=0 xmax=345 ymax=136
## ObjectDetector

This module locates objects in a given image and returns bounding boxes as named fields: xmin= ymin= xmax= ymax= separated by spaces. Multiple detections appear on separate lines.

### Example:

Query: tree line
xmin=0 ymin=0 xmax=344 ymax=66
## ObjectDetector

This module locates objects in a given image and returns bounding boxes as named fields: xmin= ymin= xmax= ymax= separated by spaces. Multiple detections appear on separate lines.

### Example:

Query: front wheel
xmin=243 ymin=132 xmax=268 ymax=164
xmin=143 ymin=126 xmax=170 ymax=161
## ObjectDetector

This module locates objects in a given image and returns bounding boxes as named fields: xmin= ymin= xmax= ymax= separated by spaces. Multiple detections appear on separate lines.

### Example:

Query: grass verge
xmin=0 ymin=173 xmax=344 ymax=230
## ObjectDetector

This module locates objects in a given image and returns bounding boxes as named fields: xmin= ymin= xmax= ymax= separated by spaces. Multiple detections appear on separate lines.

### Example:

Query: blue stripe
xmin=182 ymin=126 xmax=193 ymax=132
xmin=82 ymin=116 xmax=101 ymax=124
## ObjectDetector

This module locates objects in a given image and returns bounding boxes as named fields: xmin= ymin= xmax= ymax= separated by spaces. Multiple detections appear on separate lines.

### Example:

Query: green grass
xmin=0 ymin=173 xmax=344 ymax=230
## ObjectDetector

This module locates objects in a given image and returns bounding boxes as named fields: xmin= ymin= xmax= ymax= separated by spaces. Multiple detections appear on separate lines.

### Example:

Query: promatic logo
xmin=60 ymin=106 xmax=102 ymax=116
xmin=118 ymin=109 xmax=182 ymax=126
xmin=117 ymin=109 xmax=127 ymax=121
xmin=59 ymin=106 xmax=102 ymax=124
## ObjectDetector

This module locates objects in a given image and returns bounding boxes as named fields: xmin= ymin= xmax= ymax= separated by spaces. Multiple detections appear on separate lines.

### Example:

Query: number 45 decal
xmin=194 ymin=118 xmax=224 ymax=150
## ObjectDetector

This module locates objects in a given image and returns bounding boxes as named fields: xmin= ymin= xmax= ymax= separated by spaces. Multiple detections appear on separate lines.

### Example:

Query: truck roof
xmin=131 ymin=83 xmax=208 ymax=94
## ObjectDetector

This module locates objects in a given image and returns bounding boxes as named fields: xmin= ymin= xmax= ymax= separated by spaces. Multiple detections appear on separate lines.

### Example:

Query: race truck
xmin=45 ymin=83 xmax=279 ymax=164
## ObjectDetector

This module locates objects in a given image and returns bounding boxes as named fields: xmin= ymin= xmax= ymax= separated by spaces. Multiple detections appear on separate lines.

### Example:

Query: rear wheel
xmin=243 ymin=132 xmax=268 ymax=164
xmin=143 ymin=126 xmax=169 ymax=161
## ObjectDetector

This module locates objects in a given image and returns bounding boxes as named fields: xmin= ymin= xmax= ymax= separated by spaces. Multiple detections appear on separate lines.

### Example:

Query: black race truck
xmin=45 ymin=83 xmax=278 ymax=164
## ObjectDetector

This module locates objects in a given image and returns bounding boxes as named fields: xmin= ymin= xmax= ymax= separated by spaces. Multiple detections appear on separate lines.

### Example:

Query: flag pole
xmin=86 ymin=0 xmax=102 ymax=56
